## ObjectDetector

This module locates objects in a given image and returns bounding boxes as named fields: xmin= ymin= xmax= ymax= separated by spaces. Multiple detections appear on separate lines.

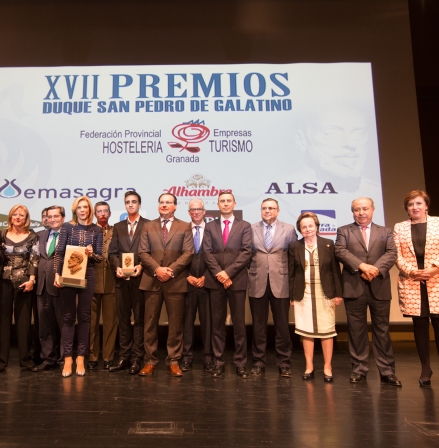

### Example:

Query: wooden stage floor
xmin=0 ymin=342 xmax=439 ymax=447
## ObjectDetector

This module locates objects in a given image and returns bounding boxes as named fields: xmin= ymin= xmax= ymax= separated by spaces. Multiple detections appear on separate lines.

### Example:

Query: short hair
xmin=159 ymin=192 xmax=177 ymax=205
xmin=296 ymin=211 xmax=320 ymax=234
xmin=94 ymin=201 xmax=111 ymax=214
xmin=261 ymin=198 xmax=279 ymax=208
xmin=403 ymin=190 xmax=430 ymax=212
xmin=125 ymin=190 xmax=141 ymax=204
xmin=188 ymin=198 xmax=205 ymax=209
xmin=7 ymin=205 xmax=30 ymax=232
xmin=46 ymin=205 xmax=66 ymax=218
xmin=70 ymin=196 xmax=94 ymax=225
xmin=218 ymin=191 xmax=235 ymax=201
xmin=351 ymin=197 xmax=375 ymax=212
xmin=41 ymin=207 xmax=49 ymax=218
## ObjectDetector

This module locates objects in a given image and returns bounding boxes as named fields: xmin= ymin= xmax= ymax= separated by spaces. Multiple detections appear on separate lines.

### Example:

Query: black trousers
xmin=182 ymin=289 xmax=213 ymax=364
xmin=249 ymin=282 xmax=291 ymax=368
xmin=210 ymin=288 xmax=247 ymax=367
xmin=0 ymin=280 xmax=33 ymax=369
xmin=115 ymin=279 xmax=144 ymax=362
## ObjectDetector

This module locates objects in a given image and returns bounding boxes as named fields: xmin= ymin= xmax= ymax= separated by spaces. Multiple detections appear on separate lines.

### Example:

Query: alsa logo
xmin=0 ymin=179 xmax=21 ymax=198
xmin=302 ymin=210 xmax=337 ymax=237
xmin=168 ymin=120 xmax=210 ymax=153
xmin=165 ymin=173 xmax=231 ymax=197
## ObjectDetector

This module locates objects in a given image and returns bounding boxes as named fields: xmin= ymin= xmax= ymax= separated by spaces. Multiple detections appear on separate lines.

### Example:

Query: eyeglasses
xmin=96 ymin=210 xmax=110 ymax=215
xmin=189 ymin=208 xmax=204 ymax=212
xmin=261 ymin=207 xmax=278 ymax=211
xmin=159 ymin=201 xmax=175 ymax=205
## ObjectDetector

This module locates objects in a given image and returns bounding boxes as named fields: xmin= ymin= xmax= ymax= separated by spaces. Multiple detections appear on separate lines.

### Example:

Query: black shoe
xmin=109 ymin=359 xmax=131 ymax=372
xmin=324 ymin=374 xmax=334 ymax=383
xmin=380 ymin=374 xmax=402 ymax=387
xmin=251 ymin=366 xmax=266 ymax=376
xmin=22 ymin=365 xmax=35 ymax=371
xmin=236 ymin=367 xmax=249 ymax=379
xmin=350 ymin=373 xmax=366 ymax=383
xmin=419 ymin=370 xmax=432 ymax=387
xmin=180 ymin=361 xmax=192 ymax=372
xmin=204 ymin=362 xmax=215 ymax=372
xmin=211 ymin=365 xmax=225 ymax=378
xmin=129 ymin=360 xmax=141 ymax=375
xmin=103 ymin=361 xmax=113 ymax=370
xmin=87 ymin=361 xmax=99 ymax=370
xmin=279 ymin=367 xmax=292 ymax=378
xmin=302 ymin=370 xmax=314 ymax=380
xmin=32 ymin=362 xmax=56 ymax=372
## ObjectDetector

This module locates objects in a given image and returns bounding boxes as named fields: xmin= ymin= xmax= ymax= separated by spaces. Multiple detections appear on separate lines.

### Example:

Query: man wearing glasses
xmin=108 ymin=191 xmax=148 ymax=374
xmin=180 ymin=199 xmax=214 ymax=373
xmin=248 ymin=198 xmax=297 ymax=378
xmin=88 ymin=202 xmax=118 ymax=370
xmin=138 ymin=193 xmax=193 ymax=377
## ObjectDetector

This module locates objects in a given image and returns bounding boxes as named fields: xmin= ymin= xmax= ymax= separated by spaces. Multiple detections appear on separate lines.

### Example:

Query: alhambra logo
xmin=0 ymin=179 xmax=21 ymax=198
xmin=165 ymin=174 xmax=231 ymax=197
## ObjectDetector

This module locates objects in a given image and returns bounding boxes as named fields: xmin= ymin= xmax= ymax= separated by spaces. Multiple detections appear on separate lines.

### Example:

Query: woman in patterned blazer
xmin=394 ymin=190 xmax=439 ymax=387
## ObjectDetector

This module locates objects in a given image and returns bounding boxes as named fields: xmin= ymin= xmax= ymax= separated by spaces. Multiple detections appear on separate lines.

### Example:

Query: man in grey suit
xmin=138 ymin=193 xmax=194 ymax=377
xmin=249 ymin=198 xmax=297 ymax=378
xmin=203 ymin=192 xmax=252 ymax=378
xmin=335 ymin=197 xmax=401 ymax=386
xmin=108 ymin=191 xmax=148 ymax=374
xmin=32 ymin=206 xmax=65 ymax=371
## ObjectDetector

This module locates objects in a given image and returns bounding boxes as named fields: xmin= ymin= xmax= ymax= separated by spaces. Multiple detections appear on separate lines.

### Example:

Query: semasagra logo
xmin=0 ymin=179 xmax=22 ymax=198
xmin=168 ymin=120 xmax=210 ymax=153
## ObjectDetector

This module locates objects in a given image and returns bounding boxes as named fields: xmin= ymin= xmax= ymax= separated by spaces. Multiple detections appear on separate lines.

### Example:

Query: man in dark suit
xmin=180 ymin=198 xmax=214 ymax=373
xmin=335 ymin=197 xmax=401 ymax=386
xmin=108 ymin=191 xmax=148 ymax=374
xmin=32 ymin=205 xmax=65 ymax=371
xmin=88 ymin=201 xmax=117 ymax=370
xmin=203 ymin=192 xmax=252 ymax=378
xmin=249 ymin=198 xmax=297 ymax=378
xmin=138 ymin=193 xmax=193 ymax=377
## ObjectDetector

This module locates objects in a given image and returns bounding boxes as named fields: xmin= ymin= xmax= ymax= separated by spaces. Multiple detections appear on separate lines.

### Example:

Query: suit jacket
xmin=335 ymin=222 xmax=397 ymax=300
xmin=202 ymin=216 xmax=252 ymax=291
xmin=138 ymin=217 xmax=194 ymax=293
xmin=36 ymin=229 xmax=59 ymax=297
xmin=248 ymin=220 xmax=297 ymax=298
xmin=108 ymin=216 xmax=149 ymax=288
xmin=94 ymin=225 xmax=115 ymax=294
xmin=187 ymin=224 xmax=209 ymax=294
xmin=394 ymin=216 xmax=439 ymax=315
xmin=288 ymin=236 xmax=342 ymax=302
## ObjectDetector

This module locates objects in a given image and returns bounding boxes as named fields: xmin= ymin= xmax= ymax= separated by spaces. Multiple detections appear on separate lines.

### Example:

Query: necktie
xmin=194 ymin=226 xmax=201 ymax=254
xmin=361 ymin=226 xmax=368 ymax=248
xmin=223 ymin=220 xmax=230 ymax=245
xmin=162 ymin=219 xmax=169 ymax=244
xmin=47 ymin=232 xmax=59 ymax=257
xmin=128 ymin=220 xmax=136 ymax=242
xmin=265 ymin=224 xmax=272 ymax=250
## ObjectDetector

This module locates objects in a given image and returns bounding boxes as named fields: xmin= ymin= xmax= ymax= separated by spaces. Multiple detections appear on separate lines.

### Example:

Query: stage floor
xmin=0 ymin=342 xmax=439 ymax=447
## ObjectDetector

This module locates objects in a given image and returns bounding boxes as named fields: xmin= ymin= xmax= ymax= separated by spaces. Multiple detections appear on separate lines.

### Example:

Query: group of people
xmin=0 ymin=189 xmax=438 ymax=388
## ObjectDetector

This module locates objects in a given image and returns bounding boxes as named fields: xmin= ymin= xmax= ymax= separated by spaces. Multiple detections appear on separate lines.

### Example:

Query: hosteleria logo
xmin=0 ymin=179 xmax=22 ymax=198
xmin=168 ymin=120 xmax=210 ymax=153
xmin=165 ymin=173 xmax=231 ymax=197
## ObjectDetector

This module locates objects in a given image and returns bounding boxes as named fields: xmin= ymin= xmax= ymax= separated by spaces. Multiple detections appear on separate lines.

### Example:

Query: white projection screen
xmin=0 ymin=0 xmax=424 ymax=324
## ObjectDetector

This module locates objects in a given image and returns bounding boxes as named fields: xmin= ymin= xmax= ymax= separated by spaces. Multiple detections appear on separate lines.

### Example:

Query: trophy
xmin=122 ymin=253 xmax=135 ymax=277
xmin=59 ymin=245 xmax=88 ymax=288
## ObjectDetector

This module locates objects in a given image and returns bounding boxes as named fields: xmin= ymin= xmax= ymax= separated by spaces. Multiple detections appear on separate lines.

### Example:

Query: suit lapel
xmin=226 ymin=218 xmax=240 ymax=246
xmin=153 ymin=218 xmax=165 ymax=247
xmin=368 ymin=223 xmax=378 ymax=252
xmin=271 ymin=221 xmax=284 ymax=249
xmin=166 ymin=219 xmax=180 ymax=246
xmin=298 ymin=239 xmax=306 ymax=269
xmin=40 ymin=229 xmax=50 ymax=258
xmin=405 ymin=219 xmax=416 ymax=257
xmin=255 ymin=222 xmax=265 ymax=249
xmin=352 ymin=224 xmax=367 ymax=251
xmin=317 ymin=236 xmax=325 ymax=270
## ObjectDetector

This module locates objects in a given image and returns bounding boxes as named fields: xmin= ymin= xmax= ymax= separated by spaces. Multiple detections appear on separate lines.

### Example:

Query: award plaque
xmin=59 ymin=245 xmax=88 ymax=288
xmin=122 ymin=253 xmax=135 ymax=276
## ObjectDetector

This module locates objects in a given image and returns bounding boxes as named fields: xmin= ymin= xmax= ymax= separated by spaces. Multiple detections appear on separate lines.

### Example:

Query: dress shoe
xmin=32 ymin=362 xmax=56 ymax=372
xmin=236 ymin=367 xmax=249 ymax=379
xmin=279 ymin=367 xmax=292 ymax=378
xmin=109 ymin=359 xmax=131 ymax=372
xmin=302 ymin=370 xmax=314 ymax=380
xmin=169 ymin=364 xmax=183 ymax=377
xmin=324 ymin=374 xmax=334 ymax=383
xmin=103 ymin=361 xmax=113 ymax=370
xmin=380 ymin=374 xmax=402 ymax=387
xmin=204 ymin=362 xmax=215 ymax=372
xmin=180 ymin=361 xmax=192 ymax=372
xmin=211 ymin=365 xmax=225 ymax=377
xmin=129 ymin=360 xmax=141 ymax=375
xmin=87 ymin=361 xmax=99 ymax=370
xmin=139 ymin=364 xmax=156 ymax=376
xmin=350 ymin=373 xmax=366 ymax=383
xmin=419 ymin=370 xmax=432 ymax=387
xmin=251 ymin=366 xmax=266 ymax=376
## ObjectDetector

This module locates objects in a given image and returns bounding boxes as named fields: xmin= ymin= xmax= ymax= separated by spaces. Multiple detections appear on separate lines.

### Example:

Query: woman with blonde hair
xmin=0 ymin=205 xmax=39 ymax=371
xmin=394 ymin=190 xmax=439 ymax=387
xmin=54 ymin=196 xmax=103 ymax=377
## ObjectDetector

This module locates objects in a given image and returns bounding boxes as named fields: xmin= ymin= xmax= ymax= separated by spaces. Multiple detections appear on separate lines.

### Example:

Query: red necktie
xmin=223 ymin=220 xmax=230 ymax=245
xmin=361 ymin=226 xmax=368 ymax=247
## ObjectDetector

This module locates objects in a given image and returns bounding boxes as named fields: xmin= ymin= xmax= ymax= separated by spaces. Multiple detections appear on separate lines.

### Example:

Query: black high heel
xmin=419 ymin=370 xmax=433 ymax=388
xmin=302 ymin=370 xmax=314 ymax=380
